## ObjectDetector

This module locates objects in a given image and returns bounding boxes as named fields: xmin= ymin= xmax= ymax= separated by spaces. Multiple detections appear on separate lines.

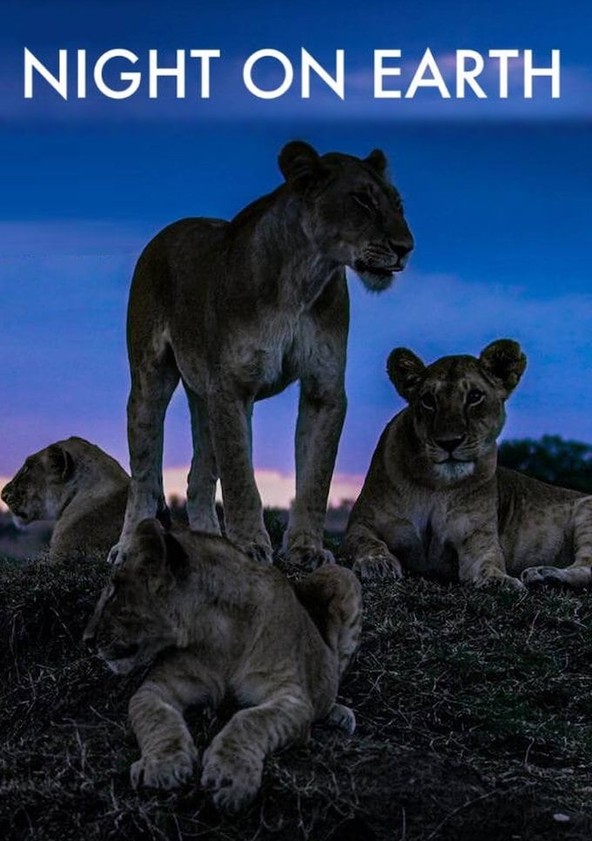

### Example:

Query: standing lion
xmin=112 ymin=140 xmax=413 ymax=569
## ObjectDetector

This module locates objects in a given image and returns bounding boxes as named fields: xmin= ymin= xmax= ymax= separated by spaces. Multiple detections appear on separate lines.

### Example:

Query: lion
xmin=1 ymin=437 xmax=129 ymax=562
xmin=84 ymin=518 xmax=362 ymax=813
xmin=344 ymin=340 xmax=592 ymax=589
xmin=112 ymin=140 xmax=413 ymax=570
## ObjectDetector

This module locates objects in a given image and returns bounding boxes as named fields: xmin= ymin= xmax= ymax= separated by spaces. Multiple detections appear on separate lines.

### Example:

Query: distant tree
xmin=325 ymin=499 xmax=354 ymax=536
xmin=498 ymin=435 xmax=592 ymax=493
xmin=168 ymin=494 xmax=188 ymax=523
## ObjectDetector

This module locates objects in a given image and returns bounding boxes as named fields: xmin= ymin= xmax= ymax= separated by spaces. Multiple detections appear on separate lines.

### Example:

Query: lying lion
xmin=1 ymin=437 xmax=129 ymax=562
xmin=84 ymin=519 xmax=362 ymax=813
xmin=344 ymin=340 xmax=592 ymax=588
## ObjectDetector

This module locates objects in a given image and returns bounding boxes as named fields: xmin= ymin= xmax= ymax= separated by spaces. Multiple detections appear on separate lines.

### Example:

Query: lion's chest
xmin=407 ymin=501 xmax=459 ymax=575
xmin=226 ymin=314 xmax=319 ymax=398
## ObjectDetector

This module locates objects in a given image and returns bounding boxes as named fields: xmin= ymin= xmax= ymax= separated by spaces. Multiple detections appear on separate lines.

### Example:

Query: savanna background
xmin=1 ymin=1 xmax=592 ymax=838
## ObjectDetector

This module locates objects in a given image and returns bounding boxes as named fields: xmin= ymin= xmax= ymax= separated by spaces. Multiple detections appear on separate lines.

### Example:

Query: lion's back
xmin=496 ymin=466 xmax=585 ymax=573
xmin=51 ymin=484 xmax=128 ymax=561
xmin=168 ymin=536 xmax=343 ymax=717
xmin=127 ymin=217 xmax=228 ymax=362
xmin=130 ymin=218 xmax=228 ymax=304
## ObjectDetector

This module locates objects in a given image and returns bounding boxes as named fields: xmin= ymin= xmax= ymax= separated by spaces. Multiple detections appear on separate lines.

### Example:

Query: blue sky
xmin=1 ymin=1 xmax=591 ymax=498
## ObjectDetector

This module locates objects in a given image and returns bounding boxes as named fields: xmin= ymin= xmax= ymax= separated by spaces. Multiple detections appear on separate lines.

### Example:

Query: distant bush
xmin=499 ymin=435 xmax=592 ymax=493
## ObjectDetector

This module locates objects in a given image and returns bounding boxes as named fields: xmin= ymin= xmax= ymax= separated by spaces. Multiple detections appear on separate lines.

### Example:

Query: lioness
xmin=344 ymin=340 xmax=592 ymax=588
xmin=84 ymin=519 xmax=362 ymax=813
xmin=1 ymin=437 xmax=129 ymax=562
xmin=114 ymin=140 xmax=413 ymax=569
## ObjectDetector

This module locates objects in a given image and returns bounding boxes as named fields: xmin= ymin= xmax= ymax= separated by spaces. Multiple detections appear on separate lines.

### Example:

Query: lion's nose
xmin=434 ymin=436 xmax=465 ymax=454
xmin=1 ymin=484 xmax=13 ymax=505
xmin=388 ymin=238 xmax=414 ymax=265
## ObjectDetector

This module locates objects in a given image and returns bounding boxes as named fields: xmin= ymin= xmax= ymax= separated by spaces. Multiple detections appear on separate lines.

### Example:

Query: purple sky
xmin=1 ymin=0 xmax=591 ymax=501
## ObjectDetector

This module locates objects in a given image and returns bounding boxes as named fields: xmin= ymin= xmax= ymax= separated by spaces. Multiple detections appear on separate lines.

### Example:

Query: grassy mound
xmin=1 ymin=554 xmax=592 ymax=840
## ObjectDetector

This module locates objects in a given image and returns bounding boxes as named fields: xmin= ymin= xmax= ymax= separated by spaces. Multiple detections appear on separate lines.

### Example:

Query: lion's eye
xmin=351 ymin=192 xmax=375 ymax=214
xmin=420 ymin=393 xmax=436 ymax=411
xmin=467 ymin=389 xmax=484 ymax=406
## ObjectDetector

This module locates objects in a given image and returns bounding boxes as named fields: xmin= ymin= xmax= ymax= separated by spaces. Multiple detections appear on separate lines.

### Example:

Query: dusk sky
xmin=1 ymin=0 xmax=591 ymax=505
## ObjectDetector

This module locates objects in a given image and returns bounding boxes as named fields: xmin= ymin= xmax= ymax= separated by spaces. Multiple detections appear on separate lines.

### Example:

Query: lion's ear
xmin=133 ymin=518 xmax=167 ymax=566
xmin=479 ymin=339 xmax=527 ymax=397
xmin=132 ymin=519 xmax=189 ymax=586
xmin=365 ymin=148 xmax=388 ymax=176
xmin=47 ymin=444 xmax=74 ymax=481
xmin=278 ymin=140 xmax=321 ymax=184
xmin=387 ymin=348 xmax=426 ymax=401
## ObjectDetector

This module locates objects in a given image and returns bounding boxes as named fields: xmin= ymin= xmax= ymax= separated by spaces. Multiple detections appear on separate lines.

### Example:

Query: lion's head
xmin=278 ymin=140 xmax=414 ymax=292
xmin=83 ymin=519 xmax=188 ymax=674
xmin=1 ymin=440 xmax=78 ymax=525
xmin=387 ymin=340 xmax=527 ymax=483
xmin=1 ymin=436 xmax=127 ymax=526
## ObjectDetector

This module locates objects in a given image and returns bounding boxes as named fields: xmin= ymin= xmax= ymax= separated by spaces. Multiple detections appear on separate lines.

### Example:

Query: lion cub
xmin=84 ymin=519 xmax=362 ymax=813
xmin=1 ymin=437 xmax=129 ymax=562
xmin=345 ymin=340 xmax=592 ymax=588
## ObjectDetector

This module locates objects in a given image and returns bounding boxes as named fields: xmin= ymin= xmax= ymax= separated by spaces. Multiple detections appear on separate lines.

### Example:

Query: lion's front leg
xmin=455 ymin=524 xmax=524 ymax=589
xmin=343 ymin=521 xmax=406 ymax=581
xmin=201 ymin=690 xmax=313 ymax=813
xmin=207 ymin=383 xmax=272 ymax=565
xmin=284 ymin=383 xmax=346 ymax=570
xmin=129 ymin=681 xmax=199 ymax=790
xmin=128 ymin=658 xmax=222 ymax=791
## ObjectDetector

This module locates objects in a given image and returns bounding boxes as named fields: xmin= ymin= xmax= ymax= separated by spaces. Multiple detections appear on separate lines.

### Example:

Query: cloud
xmin=0 ymin=220 xmax=152 ymax=257
xmin=2 ymin=270 xmax=589 ymax=508
xmin=163 ymin=467 xmax=363 ymax=508
xmin=2 ymin=257 xmax=591 ymax=481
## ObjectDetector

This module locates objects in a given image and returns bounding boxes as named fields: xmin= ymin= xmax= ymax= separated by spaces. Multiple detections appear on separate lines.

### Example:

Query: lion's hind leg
xmin=294 ymin=565 xmax=363 ymax=678
xmin=201 ymin=689 xmax=313 ymax=813
xmin=521 ymin=565 xmax=591 ymax=588
xmin=184 ymin=385 xmax=220 ymax=535
xmin=522 ymin=497 xmax=592 ymax=590
xmin=114 ymin=343 xmax=180 ymax=565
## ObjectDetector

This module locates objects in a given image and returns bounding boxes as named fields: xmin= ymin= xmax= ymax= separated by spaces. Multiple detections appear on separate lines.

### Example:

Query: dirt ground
xmin=1 ymin=551 xmax=592 ymax=841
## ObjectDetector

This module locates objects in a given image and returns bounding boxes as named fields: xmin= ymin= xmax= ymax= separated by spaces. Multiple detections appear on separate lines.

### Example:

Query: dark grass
xmin=2 ymin=552 xmax=592 ymax=841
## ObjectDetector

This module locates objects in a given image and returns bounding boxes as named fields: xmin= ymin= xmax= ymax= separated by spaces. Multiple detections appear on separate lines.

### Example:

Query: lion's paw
xmin=201 ymin=743 xmax=263 ymax=813
xmin=107 ymin=542 xmax=129 ymax=567
xmin=326 ymin=703 xmax=356 ymax=735
xmin=130 ymin=746 xmax=197 ymax=790
xmin=525 ymin=565 xmax=590 ymax=589
xmin=287 ymin=544 xmax=336 ymax=571
xmin=353 ymin=552 xmax=403 ymax=581
xmin=240 ymin=541 xmax=274 ymax=567
xmin=474 ymin=572 xmax=525 ymax=591
xmin=520 ymin=565 xmax=589 ymax=588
